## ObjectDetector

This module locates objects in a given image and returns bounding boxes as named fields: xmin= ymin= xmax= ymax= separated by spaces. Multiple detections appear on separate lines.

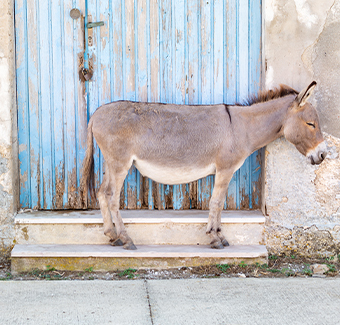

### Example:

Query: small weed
xmin=260 ymin=264 xmax=268 ymax=269
xmin=299 ymin=263 xmax=312 ymax=276
xmin=326 ymin=264 xmax=337 ymax=273
xmin=46 ymin=265 xmax=56 ymax=272
xmin=29 ymin=269 xmax=49 ymax=279
xmin=326 ymin=256 xmax=335 ymax=261
xmin=239 ymin=261 xmax=247 ymax=268
xmin=286 ymin=271 xmax=295 ymax=277
xmin=216 ymin=264 xmax=230 ymax=273
xmin=302 ymin=269 xmax=312 ymax=276
xmin=31 ymin=269 xmax=40 ymax=276
xmin=269 ymin=269 xmax=280 ymax=273
xmin=302 ymin=266 xmax=312 ymax=276
xmin=85 ymin=267 xmax=93 ymax=273
xmin=269 ymin=255 xmax=278 ymax=260
xmin=118 ymin=268 xmax=138 ymax=279
xmin=290 ymin=255 xmax=296 ymax=259
xmin=27 ymin=268 xmax=64 ymax=280
xmin=281 ymin=268 xmax=295 ymax=277
xmin=0 ymin=272 xmax=13 ymax=281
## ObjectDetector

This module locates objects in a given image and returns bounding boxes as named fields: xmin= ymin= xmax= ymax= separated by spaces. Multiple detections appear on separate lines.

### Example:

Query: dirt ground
xmin=1 ymin=254 xmax=339 ymax=281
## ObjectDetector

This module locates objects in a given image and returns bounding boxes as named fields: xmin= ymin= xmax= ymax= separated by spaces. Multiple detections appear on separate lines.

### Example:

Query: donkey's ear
xmin=296 ymin=81 xmax=317 ymax=107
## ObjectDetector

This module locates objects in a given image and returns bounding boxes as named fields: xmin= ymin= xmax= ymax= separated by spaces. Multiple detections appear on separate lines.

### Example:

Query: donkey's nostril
xmin=320 ymin=152 xmax=327 ymax=161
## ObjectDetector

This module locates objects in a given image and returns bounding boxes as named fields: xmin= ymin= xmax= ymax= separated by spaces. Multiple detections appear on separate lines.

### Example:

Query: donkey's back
xmin=90 ymin=101 xmax=234 ymax=174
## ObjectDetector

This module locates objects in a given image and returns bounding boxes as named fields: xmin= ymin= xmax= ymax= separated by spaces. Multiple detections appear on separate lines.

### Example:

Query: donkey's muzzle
xmin=310 ymin=153 xmax=326 ymax=165
xmin=308 ymin=141 xmax=327 ymax=165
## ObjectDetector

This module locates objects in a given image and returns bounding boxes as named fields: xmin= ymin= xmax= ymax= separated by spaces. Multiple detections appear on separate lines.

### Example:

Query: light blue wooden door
xmin=16 ymin=0 xmax=262 ymax=210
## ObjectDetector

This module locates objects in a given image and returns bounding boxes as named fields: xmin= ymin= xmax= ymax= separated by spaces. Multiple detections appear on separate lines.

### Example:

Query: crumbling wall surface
xmin=265 ymin=0 xmax=340 ymax=257
xmin=265 ymin=135 xmax=340 ymax=257
xmin=0 ymin=0 xmax=17 ymax=258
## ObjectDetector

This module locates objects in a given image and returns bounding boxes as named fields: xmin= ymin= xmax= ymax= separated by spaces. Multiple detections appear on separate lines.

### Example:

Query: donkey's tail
xmin=81 ymin=118 xmax=96 ymax=207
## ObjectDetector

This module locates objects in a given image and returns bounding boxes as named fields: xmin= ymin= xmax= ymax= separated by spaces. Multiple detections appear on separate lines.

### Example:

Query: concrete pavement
xmin=0 ymin=278 xmax=340 ymax=325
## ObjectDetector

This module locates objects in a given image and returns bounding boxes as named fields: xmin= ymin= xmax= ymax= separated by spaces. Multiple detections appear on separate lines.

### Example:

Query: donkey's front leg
xmin=206 ymin=170 xmax=233 ymax=249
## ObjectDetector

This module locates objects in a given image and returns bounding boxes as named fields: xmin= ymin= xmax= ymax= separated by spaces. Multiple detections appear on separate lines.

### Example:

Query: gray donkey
xmin=81 ymin=81 xmax=327 ymax=250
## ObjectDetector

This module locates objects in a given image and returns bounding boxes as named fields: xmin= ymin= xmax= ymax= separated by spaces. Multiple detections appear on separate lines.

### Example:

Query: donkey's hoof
xmin=110 ymin=238 xmax=123 ymax=246
xmin=211 ymin=241 xmax=224 ymax=249
xmin=221 ymin=239 xmax=229 ymax=247
xmin=123 ymin=242 xmax=137 ymax=250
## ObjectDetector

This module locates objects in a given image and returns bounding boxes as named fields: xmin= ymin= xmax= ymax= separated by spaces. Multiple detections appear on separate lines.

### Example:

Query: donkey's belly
xmin=133 ymin=159 xmax=216 ymax=185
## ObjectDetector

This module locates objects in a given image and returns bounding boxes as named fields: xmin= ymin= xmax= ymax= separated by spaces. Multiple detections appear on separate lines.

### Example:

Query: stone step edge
xmin=15 ymin=210 xmax=265 ymax=225
xmin=11 ymin=244 xmax=267 ymax=259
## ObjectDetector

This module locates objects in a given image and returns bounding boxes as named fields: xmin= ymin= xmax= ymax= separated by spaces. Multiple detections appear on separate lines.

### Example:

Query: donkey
xmin=81 ymin=81 xmax=327 ymax=250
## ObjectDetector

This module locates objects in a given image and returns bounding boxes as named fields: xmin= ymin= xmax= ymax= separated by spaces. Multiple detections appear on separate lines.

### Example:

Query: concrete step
xmin=11 ymin=244 xmax=268 ymax=273
xmin=15 ymin=210 xmax=265 ymax=246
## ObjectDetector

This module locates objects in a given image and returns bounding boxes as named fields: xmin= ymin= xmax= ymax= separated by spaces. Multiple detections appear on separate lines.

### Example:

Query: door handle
xmin=87 ymin=21 xmax=104 ymax=28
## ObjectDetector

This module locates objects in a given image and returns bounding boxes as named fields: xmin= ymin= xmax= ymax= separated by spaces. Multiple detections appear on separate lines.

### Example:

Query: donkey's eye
xmin=306 ymin=122 xmax=315 ymax=128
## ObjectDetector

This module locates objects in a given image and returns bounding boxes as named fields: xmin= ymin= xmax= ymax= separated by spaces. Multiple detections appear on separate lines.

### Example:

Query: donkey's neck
xmin=231 ymin=95 xmax=295 ymax=153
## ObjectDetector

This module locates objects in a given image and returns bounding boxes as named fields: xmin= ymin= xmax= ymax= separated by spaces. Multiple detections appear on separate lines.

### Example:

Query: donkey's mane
xmin=240 ymin=85 xmax=298 ymax=106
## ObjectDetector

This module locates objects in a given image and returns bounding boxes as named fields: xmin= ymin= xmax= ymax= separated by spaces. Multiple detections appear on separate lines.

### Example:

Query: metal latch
xmin=87 ymin=21 xmax=104 ymax=28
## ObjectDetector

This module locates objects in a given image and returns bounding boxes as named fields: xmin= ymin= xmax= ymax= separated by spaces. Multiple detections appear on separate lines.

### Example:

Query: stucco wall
xmin=265 ymin=0 xmax=340 ymax=257
xmin=0 ymin=0 xmax=17 ymax=258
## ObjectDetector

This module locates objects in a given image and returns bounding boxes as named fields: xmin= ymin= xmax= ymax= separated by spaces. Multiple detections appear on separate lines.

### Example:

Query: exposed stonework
xmin=266 ymin=225 xmax=340 ymax=258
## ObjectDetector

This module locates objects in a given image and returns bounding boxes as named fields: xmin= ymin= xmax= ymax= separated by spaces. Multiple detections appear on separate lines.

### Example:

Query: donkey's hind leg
xmin=97 ymin=164 xmax=122 ymax=246
xmin=107 ymin=166 xmax=137 ymax=250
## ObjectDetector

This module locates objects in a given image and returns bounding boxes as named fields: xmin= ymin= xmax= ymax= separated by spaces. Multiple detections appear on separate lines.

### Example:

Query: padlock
xmin=79 ymin=67 xmax=93 ymax=81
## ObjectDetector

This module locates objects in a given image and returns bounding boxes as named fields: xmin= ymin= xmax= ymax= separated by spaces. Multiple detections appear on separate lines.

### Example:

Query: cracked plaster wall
xmin=0 ymin=0 xmax=18 ymax=258
xmin=265 ymin=0 xmax=340 ymax=256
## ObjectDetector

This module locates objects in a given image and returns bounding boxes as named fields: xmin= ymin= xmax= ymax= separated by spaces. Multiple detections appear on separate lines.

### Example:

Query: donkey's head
xmin=283 ymin=81 xmax=327 ymax=165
